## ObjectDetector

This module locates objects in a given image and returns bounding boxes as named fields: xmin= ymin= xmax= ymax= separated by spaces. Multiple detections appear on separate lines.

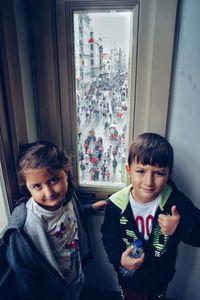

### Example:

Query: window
xmin=74 ymin=11 xmax=133 ymax=188
xmin=0 ymin=162 xmax=10 ymax=237
xmin=55 ymin=0 xmax=177 ymax=198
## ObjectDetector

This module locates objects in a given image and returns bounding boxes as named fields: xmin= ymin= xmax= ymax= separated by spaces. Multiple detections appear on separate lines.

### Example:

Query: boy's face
xmin=126 ymin=160 xmax=170 ymax=204
xmin=25 ymin=167 xmax=68 ymax=211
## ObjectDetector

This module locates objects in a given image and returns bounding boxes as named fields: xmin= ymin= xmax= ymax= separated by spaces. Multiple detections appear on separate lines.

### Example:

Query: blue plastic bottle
xmin=119 ymin=239 xmax=143 ymax=278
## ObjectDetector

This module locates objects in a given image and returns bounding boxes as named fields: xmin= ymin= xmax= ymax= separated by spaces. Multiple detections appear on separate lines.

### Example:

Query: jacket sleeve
xmin=73 ymin=192 xmax=94 ymax=217
xmin=81 ymin=203 xmax=94 ymax=216
xmin=6 ymin=230 xmax=44 ymax=300
xmin=175 ymin=192 xmax=200 ymax=246
xmin=101 ymin=201 xmax=124 ymax=267
xmin=181 ymin=206 xmax=200 ymax=246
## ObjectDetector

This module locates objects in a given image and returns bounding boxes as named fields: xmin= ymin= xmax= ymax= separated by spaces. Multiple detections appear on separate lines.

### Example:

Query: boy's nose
xmin=144 ymin=173 xmax=153 ymax=185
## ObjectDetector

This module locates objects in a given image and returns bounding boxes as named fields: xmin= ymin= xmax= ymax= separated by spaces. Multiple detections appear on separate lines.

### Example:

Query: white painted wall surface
xmin=167 ymin=0 xmax=200 ymax=299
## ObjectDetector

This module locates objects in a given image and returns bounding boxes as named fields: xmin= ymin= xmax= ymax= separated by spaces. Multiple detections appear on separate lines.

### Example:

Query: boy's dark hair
xmin=17 ymin=140 xmax=74 ymax=201
xmin=128 ymin=132 xmax=174 ymax=170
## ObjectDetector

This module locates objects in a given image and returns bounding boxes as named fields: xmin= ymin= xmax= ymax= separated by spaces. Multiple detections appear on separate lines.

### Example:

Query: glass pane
xmin=0 ymin=161 xmax=10 ymax=237
xmin=74 ymin=10 xmax=133 ymax=188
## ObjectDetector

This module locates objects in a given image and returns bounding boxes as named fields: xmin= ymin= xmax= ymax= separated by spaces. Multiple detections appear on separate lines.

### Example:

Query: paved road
xmin=77 ymin=89 xmax=128 ymax=187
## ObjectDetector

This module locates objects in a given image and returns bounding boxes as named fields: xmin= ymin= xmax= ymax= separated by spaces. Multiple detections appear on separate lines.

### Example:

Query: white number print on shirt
xmin=130 ymin=193 xmax=161 ymax=240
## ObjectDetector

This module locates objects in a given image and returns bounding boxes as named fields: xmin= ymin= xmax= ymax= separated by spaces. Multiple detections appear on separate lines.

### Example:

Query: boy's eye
xmin=154 ymin=171 xmax=166 ymax=177
xmin=136 ymin=169 xmax=144 ymax=174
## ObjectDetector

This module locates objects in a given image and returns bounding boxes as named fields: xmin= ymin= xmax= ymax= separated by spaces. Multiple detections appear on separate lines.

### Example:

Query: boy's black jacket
xmin=101 ymin=181 xmax=200 ymax=294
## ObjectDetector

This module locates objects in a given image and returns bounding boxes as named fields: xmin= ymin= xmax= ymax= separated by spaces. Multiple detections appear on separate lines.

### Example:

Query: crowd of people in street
xmin=77 ymin=72 xmax=129 ymax=184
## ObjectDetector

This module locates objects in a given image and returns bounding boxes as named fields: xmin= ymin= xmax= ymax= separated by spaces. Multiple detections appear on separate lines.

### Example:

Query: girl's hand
xmin=92 ymin=200 xmax=107 ymax=211
xmin=120 ymin=245 xmax=145 ymax=271
xmin=158 ymin=205 xmax=180 ymax=235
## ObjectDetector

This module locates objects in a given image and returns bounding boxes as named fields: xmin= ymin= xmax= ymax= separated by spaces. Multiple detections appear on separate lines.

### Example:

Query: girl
xmin=3 ymin=141 xmax=106 ymax=300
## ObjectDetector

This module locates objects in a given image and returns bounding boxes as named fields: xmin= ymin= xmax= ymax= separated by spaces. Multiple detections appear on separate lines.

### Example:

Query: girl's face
xmin=25 ymin=167 xmax=68 ymax=211
xmin=126 ymin=159 xmax=169 ymax=204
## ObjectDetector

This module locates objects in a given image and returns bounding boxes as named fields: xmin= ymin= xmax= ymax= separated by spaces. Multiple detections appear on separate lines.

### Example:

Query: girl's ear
xmin=63 ymin=166 xmax=69 ymax=174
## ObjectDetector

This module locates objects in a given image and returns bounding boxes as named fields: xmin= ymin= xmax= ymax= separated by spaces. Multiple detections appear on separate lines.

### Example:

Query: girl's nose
xmin=44 ymin=186 xmax=54 ymax=198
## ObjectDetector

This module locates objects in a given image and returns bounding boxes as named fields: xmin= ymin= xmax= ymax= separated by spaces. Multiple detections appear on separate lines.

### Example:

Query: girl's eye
xmin=33 ymin=184 xmax=42 ymax=191
xmin=50 ymin=177 xmax=60 ymax=185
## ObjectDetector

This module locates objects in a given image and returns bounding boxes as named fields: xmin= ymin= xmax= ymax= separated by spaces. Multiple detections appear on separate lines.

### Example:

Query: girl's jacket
xmin=101 ymin=181 xmax=200 ymax=294
xmin=3 ymin=193 xmax=92 ymax=300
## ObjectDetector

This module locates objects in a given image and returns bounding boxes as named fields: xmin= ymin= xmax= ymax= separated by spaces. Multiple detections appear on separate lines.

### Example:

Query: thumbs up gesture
xmin=158 ymin=205 xmax=180 ymax=235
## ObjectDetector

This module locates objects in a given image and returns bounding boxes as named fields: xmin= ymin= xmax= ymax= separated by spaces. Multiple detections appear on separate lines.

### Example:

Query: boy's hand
xmin=92 ymin=200 xmax=107 ymax=211
xmin=158 ymin=205 xmax=180 ymax=235
xmin=120 ymin=245 xmax=145 ymax=271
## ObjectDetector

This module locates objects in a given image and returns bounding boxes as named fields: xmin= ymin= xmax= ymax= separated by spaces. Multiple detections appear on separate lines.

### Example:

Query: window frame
xmin=56 ymin=0 xmax=139 ymax=198
xmin=0 ymin=0 xmax=36 ymax=242
xmin=0 ymin=50 xmax=19 ymax=279
xmin=0 ymin=2 xmax=40 ymax=287
xmin=55 ymin=0 xmax=177 ymax=199
xmin=0 ymin=81 xmax=18 ymax=213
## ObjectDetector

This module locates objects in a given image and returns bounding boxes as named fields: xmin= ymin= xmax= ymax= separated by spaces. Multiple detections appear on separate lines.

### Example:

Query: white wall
xmin=167 ymin=0 xmax=200 ymax=299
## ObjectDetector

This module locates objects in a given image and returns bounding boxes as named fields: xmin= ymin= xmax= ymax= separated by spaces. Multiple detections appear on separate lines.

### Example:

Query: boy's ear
xmin=125 ymin=164 xmax=130 ymax=174
xmin=169 ymin=168 xmax=173 ymax=177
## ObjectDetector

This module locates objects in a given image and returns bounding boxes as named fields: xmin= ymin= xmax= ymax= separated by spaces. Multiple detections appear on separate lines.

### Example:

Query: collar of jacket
xmin=109 ymin=184 xmax=173 ymax=213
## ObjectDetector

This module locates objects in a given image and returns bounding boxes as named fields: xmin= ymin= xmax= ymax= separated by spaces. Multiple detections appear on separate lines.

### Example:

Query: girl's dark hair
xmin=18 ymin=140 xmax=74 ymax=200
xmin=128 ymin=133 xmax=174 ymax=170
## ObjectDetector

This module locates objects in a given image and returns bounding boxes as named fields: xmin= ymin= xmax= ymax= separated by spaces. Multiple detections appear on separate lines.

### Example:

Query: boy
xmin=102 ymin=132 xmax=200 ymax=300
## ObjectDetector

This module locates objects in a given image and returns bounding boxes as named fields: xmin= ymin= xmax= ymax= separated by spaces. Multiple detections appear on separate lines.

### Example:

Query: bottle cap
xmin=134 ymin=239 xmax=142 ymax=248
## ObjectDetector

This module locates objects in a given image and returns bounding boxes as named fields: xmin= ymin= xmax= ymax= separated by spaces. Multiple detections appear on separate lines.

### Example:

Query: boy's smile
xmin=126 ymin=160 xmax=170 ymax=204
xmin=25 ymin=167 xmax=68 ymax=211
